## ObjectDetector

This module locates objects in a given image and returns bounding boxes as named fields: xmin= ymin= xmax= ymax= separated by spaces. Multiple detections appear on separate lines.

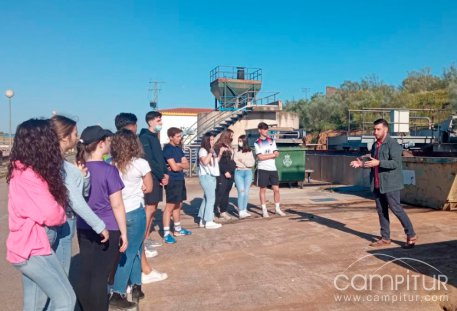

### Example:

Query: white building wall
xmin=160 ymin=115 xmax=197 ymax=144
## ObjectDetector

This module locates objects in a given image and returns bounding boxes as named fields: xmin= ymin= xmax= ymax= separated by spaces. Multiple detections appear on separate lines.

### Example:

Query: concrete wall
xmin=229 ymin=111 xmax=299 ymax=139
xmin=306 ymin=154 xmax=370 ymax=187
xmin=161 ymin=115 xmax=197 ymax=143
xmin=306 ymin=153 xmax=457 ymax=210
xmin=402 ymin=157 xmax=457 ymax=210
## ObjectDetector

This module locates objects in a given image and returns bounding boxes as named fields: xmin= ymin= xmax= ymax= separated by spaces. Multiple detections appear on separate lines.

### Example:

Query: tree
xmin=401 ymin=68 xmax=444 ymax=93
xmin=286 ymin=65 xmax=456 ymax=134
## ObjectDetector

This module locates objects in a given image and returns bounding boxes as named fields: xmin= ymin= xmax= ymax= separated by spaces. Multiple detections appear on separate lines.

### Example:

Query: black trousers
xmin=214 ymin=175 xmax=234 ymax=215
xmin=75 ymin=229 xmax=120 ymax=311
xmin=373 ymin=189 xmax=416 ymax=240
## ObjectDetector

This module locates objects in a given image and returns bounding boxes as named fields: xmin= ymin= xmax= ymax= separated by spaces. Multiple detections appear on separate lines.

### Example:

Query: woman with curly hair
xmin=31 ymin=115 xmax=111 ymax=310
xmin=75 ymin=125 xmax=128 ymax=311
xmin=109 ymin=129 xmax=157 ymax=308
xmin=6 ymin=118 xmax=76 ymax=310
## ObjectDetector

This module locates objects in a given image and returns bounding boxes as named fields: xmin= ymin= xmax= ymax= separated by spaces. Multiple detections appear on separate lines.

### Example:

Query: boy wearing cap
xmin=254 ymin=122 xmax=286 ymax=217
xmin=162 ymin=127 xmax=192 ymax=244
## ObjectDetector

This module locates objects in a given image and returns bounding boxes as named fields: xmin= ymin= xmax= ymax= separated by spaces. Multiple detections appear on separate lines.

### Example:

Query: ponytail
xmin=76 ymin=140 xmax=98 ymax=164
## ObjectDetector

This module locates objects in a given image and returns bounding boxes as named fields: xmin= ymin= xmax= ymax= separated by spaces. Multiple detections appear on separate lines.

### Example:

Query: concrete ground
xmin=1 ymin=178 xmax=457 ymax=311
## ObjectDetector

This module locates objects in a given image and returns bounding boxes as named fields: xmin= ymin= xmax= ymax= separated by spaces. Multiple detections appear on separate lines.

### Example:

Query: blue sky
xmin=1 ymin=0 xmax=457 ymax=132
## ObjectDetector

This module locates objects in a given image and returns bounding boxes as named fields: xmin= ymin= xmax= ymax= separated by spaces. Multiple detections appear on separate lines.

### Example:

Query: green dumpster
xmin=275 ymin=146 xmax=306 ymax=188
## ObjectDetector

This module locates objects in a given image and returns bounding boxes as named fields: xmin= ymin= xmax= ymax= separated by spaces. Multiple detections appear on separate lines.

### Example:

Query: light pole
xmin=5 ymin=89 xmax=14 ymax=150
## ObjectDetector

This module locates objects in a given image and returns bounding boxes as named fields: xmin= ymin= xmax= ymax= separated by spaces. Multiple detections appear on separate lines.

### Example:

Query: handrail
xmin=183 ymin=105 xmax=250 ymax=146
xmin=183 ymin=91 xmax=281 ymax=146
xmin=347 ymin=108 xmax=451 ymax=136
xmin=210 ymin=66 xmax=262 ymax=82
xmin=182 ymin=90 xmax=261 ymax=146
xmin=183 ymin=146 xmax=199 ymax=177
xmin=217 ymin=91 xmax=280 ymax=110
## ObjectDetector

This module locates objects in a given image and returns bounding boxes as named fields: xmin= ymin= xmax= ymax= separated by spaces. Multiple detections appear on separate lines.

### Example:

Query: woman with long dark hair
xmin=6 ymin=119 xmax=76 ymax=310
xmin=214 ymin=129 xmax=236 ymax=220
xmin=31 ymin=115 xmax=110 ymax=310
xmin=234 ymin=135 xmax=255 ymax=218
xmin=197 ymin=132 xmax=223 ymax=229
xmin=75 ymin=125 xmax=128 ymax=311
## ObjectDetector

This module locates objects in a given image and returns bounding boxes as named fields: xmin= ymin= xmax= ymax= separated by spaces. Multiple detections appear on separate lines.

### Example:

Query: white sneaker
xmin=275 ymin=209 xmax=286 ymax=216
xmin=221 ymin=212 xmax=233 ymax=220
xmin=262 ymin=208 xmax=270 ymax=218
xmin=239 ymin=211 xmax=252 ymax=219
xmin=144 ymin=239 xmax=162 ymax=250
xmin=205 ymin=221 xmax=222 ymax=229
xmin=141 ymin=270 xmax=168 ymax=284
xmin=145 ymin=248 xmax=158 ymax=258
xmin=199 ymin=220 xmax=205 ymax=228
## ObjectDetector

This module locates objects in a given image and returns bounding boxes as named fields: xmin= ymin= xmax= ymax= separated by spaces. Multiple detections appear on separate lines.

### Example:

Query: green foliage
xmin=285 ymin=65 xmax=456 ymax=134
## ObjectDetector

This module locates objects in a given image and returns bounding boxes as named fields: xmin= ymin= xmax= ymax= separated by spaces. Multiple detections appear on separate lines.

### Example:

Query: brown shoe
xmin=369 ymin=238 xmax=391 ymax=247
xmin=403 ymin=236 xmax=417 ymax=249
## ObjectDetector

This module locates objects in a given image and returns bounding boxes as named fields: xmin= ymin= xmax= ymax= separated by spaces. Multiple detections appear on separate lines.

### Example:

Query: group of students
xmin=5 ymin=111 xmax=194 ymax=311
xmin=6 ymin=110 xmax=285 ymax=311
xmin=197 ymin=122 xmax=287 ymax=229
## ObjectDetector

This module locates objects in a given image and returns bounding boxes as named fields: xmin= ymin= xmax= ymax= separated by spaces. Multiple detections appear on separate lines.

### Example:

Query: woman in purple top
xmin=75 ymin=125 xmax=128 ymax=311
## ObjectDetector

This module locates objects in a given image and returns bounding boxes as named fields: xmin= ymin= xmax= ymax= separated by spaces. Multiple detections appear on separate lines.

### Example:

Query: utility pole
xmin=5 ymin=89 xmax=14 ymax=150
xmin=301 ymin=87 xmax=310 ymax=100
xmin=148 ymin=81 xmax=165 ymax=110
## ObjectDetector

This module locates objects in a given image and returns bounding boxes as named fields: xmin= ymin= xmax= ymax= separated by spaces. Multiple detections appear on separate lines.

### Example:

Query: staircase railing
xmin=182 ymin=91 xmax=281 ymax=146
xmin=183 ymin=145 xmax=199 ymax=177
xmin=183 ymin=105 xmax=250 ymax=146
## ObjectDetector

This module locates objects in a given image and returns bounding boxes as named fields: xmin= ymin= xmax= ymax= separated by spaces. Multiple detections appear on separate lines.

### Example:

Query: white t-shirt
xmin=254 ymin=137 xmax=278 ymax=171
xmin=119 ymin=158 xmax=151 ymax=213
xmin=198 ymin=148 xmax=220 ymax=177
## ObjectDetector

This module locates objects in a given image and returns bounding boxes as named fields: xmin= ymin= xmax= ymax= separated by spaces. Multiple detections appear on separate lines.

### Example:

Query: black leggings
xmin=75 ymin=229 xmax=120 ymax=311
xmin=214 ymin=175 xmax=234 ymax=215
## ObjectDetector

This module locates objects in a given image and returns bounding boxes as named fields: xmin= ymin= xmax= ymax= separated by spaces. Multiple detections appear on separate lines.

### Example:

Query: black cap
xmin=80 ymin=125 xmax=113 ymax=145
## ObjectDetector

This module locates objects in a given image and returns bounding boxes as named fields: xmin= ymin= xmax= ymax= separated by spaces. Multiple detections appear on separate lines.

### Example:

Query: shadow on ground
xmin=367 ymin=240 xmax=457 ymax=289
xmin=325 ymin=185 xmax=374 ymax=199
xmin=287 ymin=209 xmax=404 ymax=246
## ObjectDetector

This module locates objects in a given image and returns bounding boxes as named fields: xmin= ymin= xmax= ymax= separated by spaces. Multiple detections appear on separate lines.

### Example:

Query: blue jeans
xmin=53 ymin=217 xmax=76 ymax=275
xmin=14 ymin=253 xmax=76 ymax=311
xmin=198 ymin=174 xmax=217 ymax=222
xmin=374 ymin=189 xmax=416 ymax=240
xmin=234 ymin=169 xmax=253 ymax=212
xmin=112 ymin=207 xmax=146 ymax=294
xmin=35 ymin=218 xmax=77 ymax=310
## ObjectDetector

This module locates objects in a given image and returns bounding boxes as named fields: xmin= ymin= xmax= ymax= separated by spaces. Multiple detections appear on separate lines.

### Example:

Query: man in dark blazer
xmin=351 ymin=118 xmax=417 ymax=249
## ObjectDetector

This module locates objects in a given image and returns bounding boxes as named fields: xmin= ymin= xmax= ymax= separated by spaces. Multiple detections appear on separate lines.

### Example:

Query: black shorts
xmin=256 ymin=169 xmax=279 ymax=188
xmin=165 ymin=179 xmax=187 ymax=204
xmin=144 ymin=176 xmax=163 ymax=205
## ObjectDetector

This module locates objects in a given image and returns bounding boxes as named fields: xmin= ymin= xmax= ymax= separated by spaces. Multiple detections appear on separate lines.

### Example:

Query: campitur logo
xmin=333 ymin=253 xmax=449 ymax=304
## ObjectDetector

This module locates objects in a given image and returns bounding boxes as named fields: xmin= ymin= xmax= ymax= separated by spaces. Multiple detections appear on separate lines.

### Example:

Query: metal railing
xmin=348 ymin=108 xmax=451 ymax=136
xmin=183 ymin=146 xmax=199 ymax=177
xmin=210 ymin=66 xmax=262 ymax=82
xmin=182 ymin=105 xmax=250 ymax=146
xmin=217 ymin=91 xmax=280 ymax=110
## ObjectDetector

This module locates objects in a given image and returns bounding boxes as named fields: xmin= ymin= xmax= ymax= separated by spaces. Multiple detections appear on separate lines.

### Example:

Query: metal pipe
xmin=9 ymin=98 xmax=12 ymax=149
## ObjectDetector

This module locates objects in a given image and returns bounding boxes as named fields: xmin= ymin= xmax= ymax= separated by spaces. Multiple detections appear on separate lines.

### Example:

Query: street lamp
xmin=5 ymin=89 xmax=14 ymax=150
